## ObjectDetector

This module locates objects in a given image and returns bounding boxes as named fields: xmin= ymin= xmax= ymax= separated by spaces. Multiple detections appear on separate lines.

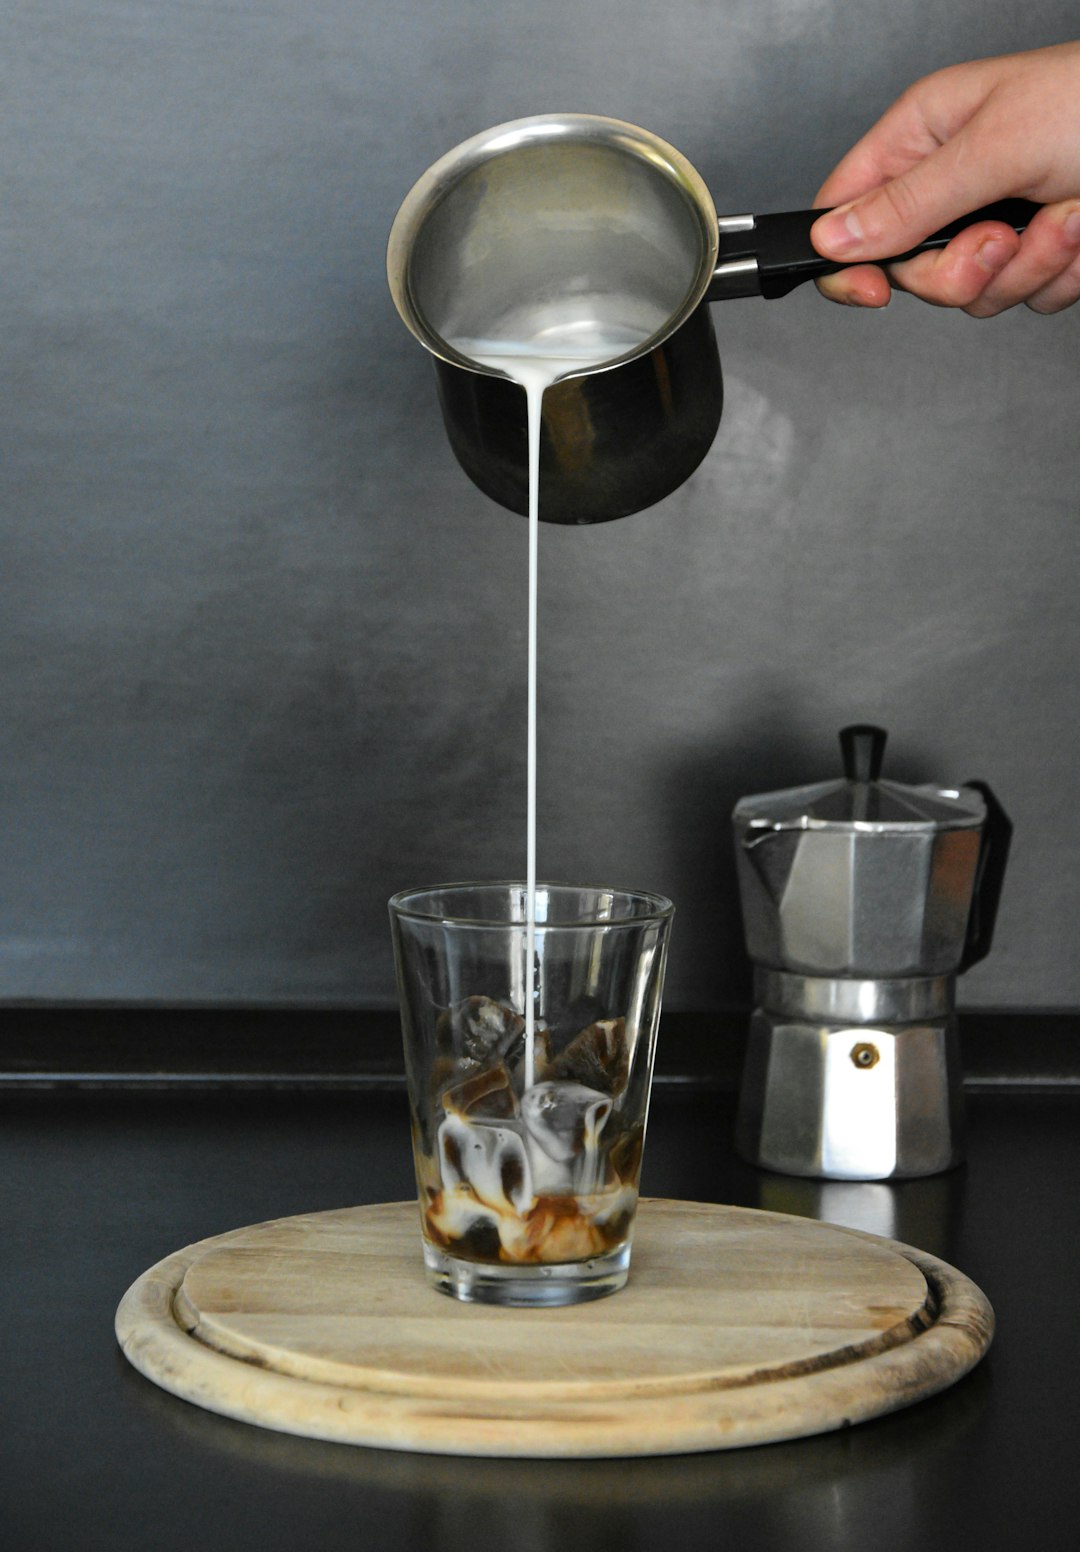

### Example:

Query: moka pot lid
xmin=733 ymin=726 xmax=986 ymax=836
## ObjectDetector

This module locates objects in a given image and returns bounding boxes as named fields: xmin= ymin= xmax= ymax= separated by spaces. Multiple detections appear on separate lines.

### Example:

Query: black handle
xmin=719 ymin=199 xmax=1040 ymax=299
xmin=958 ymin=779 xmax=1013 ymax=974
xmin=840 ymin=724 xmax=887 ymax=783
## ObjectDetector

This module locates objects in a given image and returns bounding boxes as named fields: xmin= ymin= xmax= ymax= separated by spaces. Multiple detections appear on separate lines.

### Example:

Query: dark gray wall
xmin=4 ymin=1 xmax=1078 ymax=1010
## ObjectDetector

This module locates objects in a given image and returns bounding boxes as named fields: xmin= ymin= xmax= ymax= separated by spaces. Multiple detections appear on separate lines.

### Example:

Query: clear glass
xmin=389 ymin=882 xmax=673 ymax=1306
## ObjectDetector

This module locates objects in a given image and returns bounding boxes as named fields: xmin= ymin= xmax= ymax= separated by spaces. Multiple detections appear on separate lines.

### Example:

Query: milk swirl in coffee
xmin=417 ymin=995 xmax=644 ymax=1263
xmin=413 ymin=325 xmax=655 ymax=1265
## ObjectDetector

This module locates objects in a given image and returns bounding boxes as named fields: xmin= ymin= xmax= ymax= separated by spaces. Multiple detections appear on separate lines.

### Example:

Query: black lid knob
xmin=840 ymin=724 xmax=887 ymax=783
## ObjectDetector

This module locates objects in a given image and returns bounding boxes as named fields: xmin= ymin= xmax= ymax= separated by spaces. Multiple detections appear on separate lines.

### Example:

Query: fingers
xmin=815 ymin=265 xmax=893 ymax=308
xmin=878 ymin=202 xmax=1080 ymax=314
xmin=811 ymin=125 xmax=1016 ymax=269
xmin=810 ymin=55 xmax=1040 ymax=270
xmin=817 ymin=204 xmax=1080 ymax=314
xmin=883 ymin=221 xmax=1022 ymax=308
xmin=811 ymin=62 xmax=1009 ymax=311
xmin=813 ymin=59 xmax=1007 ymax=210
xmin=964 ymin=200 xmax=1080 ymax=316
xmin=1026 ymin=249 xmax=1080 ymax=314
xmin=812 ymin=94 xmax=943 ymax=211
xmin=808 ymin=44 xmax=1080 ymax=313
xmin=814 ymin=222 xmax=1021 ymax=310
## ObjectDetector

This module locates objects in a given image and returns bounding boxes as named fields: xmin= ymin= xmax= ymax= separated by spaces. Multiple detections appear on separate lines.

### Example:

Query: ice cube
xmin=521 ymin=1080 xmax=612 ymax=1162
xmin=429 ymin=1053 xmax=481 ymax=1101
xmin=522 ymin=1137 xmax=575 ymax=1197
xmin=542 ymin=1017 xmax=629 ymax=1095
xmin=435 ymin=995 xmax=526 ymax=1065
xmin=441 ymin=1061 xmax=518 ymax=1120
xmin=424 ymin=1189 xmax=503 ymax=1257
xmin=438 ymin=1113 xmax=533 ymax=1215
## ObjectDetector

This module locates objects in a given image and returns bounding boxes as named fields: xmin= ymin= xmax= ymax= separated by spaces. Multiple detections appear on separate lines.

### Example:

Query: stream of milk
xmin=448 ymin=332 xmax=643 ymax=1085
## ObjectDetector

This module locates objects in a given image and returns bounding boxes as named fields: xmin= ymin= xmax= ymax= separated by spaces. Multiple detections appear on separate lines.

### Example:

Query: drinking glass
xmin=389 ymin=882 xmax=673 ymax=1306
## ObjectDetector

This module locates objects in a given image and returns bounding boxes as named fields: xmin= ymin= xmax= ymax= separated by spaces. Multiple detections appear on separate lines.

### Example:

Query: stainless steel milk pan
xmin=387 ymin=114 xmax=1037 ymax=525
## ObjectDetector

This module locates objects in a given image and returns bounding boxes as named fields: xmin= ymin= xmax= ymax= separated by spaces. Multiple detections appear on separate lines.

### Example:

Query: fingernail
xmin=815 ymin=204 xmax=865 ymax=255
xmin=975 ymin=236 xmax=1012 ymax=273
xmin=1064 ymin=209 xmax=1080 ymax=244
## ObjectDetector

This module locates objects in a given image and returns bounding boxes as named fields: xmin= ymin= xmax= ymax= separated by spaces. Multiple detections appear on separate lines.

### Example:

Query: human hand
xmin=809 ymin=42 xmax=1080 ymax=315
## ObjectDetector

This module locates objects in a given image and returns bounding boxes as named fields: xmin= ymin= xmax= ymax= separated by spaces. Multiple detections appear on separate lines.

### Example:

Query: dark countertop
xmin=4 ymin=1080 xmax=1078 ymax=1552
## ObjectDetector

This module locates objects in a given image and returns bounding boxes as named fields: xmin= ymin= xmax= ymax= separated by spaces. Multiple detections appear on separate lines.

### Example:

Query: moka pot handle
xmin=958 ymin=779 xmax=1013 ymax=974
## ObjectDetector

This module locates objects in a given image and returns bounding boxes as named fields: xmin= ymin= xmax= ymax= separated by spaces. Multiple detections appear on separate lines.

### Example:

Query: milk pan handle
xmin=958 ymin=780 xmax=1014 ymax=973
xmin=714 ymin=199 xmax=1041 ymax=300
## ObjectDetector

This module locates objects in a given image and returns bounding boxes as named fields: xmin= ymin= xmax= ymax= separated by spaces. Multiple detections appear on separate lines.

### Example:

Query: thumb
xmin=811 ymin=129 xmax=1008 ymax=262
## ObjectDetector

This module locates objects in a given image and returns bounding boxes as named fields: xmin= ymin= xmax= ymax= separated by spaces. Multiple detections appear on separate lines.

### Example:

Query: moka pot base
xmin=735 ymin=973 xmax=965 ymax=1181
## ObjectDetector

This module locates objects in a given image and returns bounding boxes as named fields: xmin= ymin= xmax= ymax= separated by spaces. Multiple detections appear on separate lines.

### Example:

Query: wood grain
xmin=116 ymin=1198 xmax=994 ymax=1457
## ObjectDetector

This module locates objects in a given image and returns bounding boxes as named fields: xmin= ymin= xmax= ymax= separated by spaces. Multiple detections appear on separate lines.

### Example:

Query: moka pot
xmin=731 ymin=725 xmax=1011 ymax=1180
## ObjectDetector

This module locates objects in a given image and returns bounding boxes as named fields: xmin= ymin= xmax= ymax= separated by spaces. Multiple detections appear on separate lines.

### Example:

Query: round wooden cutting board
xmin=115 ymin=1198 xmax=993 ymax=1457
